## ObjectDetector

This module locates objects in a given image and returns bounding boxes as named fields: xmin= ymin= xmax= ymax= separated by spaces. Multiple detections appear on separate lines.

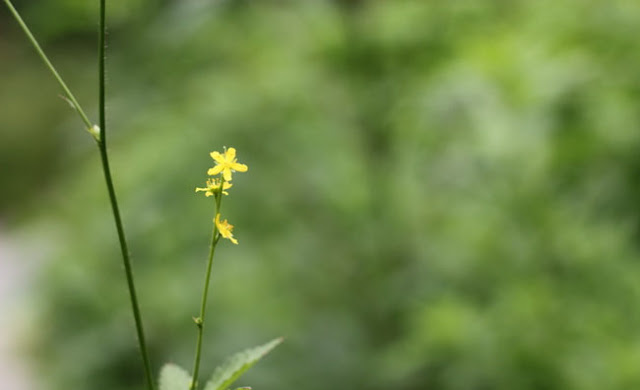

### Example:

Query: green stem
xmin=190 ymin=190 xmax=224 ymax=390
xmin=97 ymin=2 xmax=155 ymax=390
xmin=99 ymin=0 xmax=106 ymax=140
xmin=97 ymin=146 xmax=155 ymax=390
xmin=3 ymin=0 xmax=93 ymax=130
xmin=4 ymin=1 xmax=155 ymax=388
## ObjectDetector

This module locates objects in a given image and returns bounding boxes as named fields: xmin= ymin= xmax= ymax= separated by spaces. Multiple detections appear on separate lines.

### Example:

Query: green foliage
xmin=4 ymin=1 xmax=640 ymax=390
xmin=159 ymin=364 xmax=191 ymax=390
xmin=157 ymin=339 xmax=280 ymax=390
xmin=205 ymin=338 xmax=283 ymax=390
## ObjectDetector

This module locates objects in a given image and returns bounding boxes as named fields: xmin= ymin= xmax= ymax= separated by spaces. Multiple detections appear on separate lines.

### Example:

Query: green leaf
xmin=204 ymin=337 xmax=283 ymax=390
xmin=159 ymin=363 xmax=192 ymax=390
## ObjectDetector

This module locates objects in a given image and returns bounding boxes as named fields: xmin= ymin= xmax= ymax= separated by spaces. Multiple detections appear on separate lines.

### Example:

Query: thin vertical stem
xmin=97 ymin=146 xmax=155 ymax=390
xmin=99 ymin=0 xmax=106 ymax=142
xmin=97 ymin=2 xmax=155 ymax=390
xmin=190 ymin=190 xmax=224 ymax=390
xmin=4 ymin=1 xmax=155 ymax=388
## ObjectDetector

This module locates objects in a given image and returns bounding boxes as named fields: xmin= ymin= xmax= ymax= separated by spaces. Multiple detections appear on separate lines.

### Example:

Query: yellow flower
xmin=207 ymin=147 xmax=248 ymax=181
xmin=195 ymin=178 xmax=232 ymax=196
xmin=215 ymin=214 xmax=238 ymax=244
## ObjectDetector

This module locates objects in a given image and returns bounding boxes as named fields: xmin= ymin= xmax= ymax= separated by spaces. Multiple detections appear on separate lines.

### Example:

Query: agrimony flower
xmin=207 ymin=147 xmax=248 ymax=181
xmin=215 ymin=214 xmax=238 ymax=244
xmin=195 ymin=178 xmax=232 ymax=197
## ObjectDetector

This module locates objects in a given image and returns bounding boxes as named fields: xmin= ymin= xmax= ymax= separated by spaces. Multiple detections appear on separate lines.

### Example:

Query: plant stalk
xmin=97 ymin=2 xmax=155 ymax=390
xmin=3 ymin=0 xmax=93 ymax=130
xmin=97 ymin=145 xmax=156 ymax=390
xmin=190 ymin=190 xmax=224 ymax=390
xmin=4 ymin=1 xmax=156 ymax=388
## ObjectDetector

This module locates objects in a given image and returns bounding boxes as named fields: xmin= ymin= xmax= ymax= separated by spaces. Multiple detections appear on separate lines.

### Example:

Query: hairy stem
xmin=97 ymin=146 xmax=155 ymax=390
xmin=97 ymin=1 xmax=155 ymax=390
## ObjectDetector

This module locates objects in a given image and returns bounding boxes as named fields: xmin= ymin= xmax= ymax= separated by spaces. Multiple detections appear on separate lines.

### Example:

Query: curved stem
xmin=190 ymin=190 xmax=224 ymax=390
xmin=3 ymin=0 xmax=93 ymax=130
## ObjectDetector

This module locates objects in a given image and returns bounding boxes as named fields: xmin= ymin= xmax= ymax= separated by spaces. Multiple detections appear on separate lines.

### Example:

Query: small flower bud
xmin=88 ymin=124 xmax=101 ymax=142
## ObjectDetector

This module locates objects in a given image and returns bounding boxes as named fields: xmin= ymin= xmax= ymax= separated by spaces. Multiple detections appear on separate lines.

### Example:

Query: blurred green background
xmin=2 ymin=1 xmax=640 ymax=389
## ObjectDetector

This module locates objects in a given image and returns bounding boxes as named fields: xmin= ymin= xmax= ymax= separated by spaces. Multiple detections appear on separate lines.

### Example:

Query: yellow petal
xmin=225 ymin=147 xmax=236 ymax=161
xmin=207 ymin=165 xmax=224 ymax=176
xmin=222 ymin=168 xmax=233 ymax=181
xmin=210 ymin=151 xmax=225 ymax=164
xmin=231 ymin=162 xmax=248 ymax=172
xmin=215 ymin=214 xmax=238 ymax=244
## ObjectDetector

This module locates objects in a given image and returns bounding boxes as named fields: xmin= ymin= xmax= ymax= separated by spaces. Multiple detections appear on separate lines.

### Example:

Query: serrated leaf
xmin=159 ymin=363 xmax=192 ymax=390
xmin=204 ymin=337 xmax=283 ymax=390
